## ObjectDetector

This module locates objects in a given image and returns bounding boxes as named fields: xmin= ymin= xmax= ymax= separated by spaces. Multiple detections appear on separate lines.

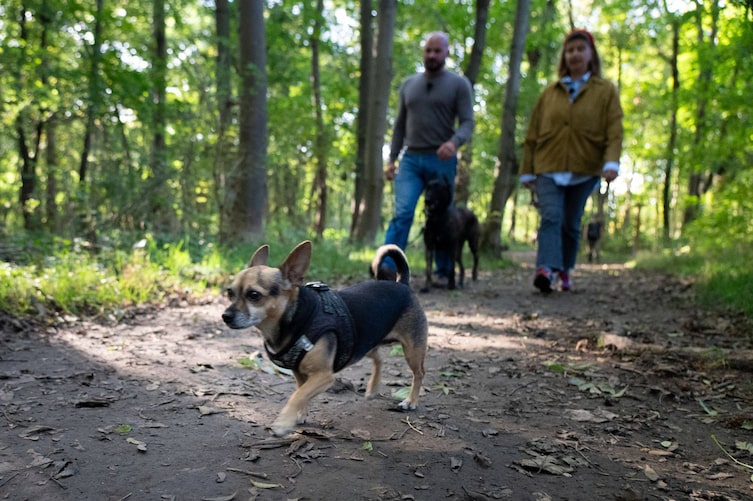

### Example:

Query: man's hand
xmin=436 ymin=141 xmax=457 ymax=161
xmin=602 ymin=170 xmax=618 ymax=183
xmin=384 ymin=161 xmax=397 ymax=181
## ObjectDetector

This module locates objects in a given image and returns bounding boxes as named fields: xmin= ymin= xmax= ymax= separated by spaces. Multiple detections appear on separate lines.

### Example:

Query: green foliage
xmin=1 ymin=1 xmax=752 ymax=318
xmin=0 ymin=234 xmax=222 ymax=318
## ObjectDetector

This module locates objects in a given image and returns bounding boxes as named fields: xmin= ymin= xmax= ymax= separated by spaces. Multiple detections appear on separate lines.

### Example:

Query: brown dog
xmin=222 ymin=241 xmax=427 ymax=436
xmin=422 ymin=176 xmax=480 ymax=292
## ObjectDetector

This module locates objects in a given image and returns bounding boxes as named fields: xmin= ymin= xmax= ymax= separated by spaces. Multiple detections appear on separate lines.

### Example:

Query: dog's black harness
xmin=265 ymin=282 xmax=356 ymax=372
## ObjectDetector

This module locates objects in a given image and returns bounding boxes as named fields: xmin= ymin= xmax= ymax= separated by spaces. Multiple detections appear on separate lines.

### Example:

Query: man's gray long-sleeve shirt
xmin=388 ymin=70 xmax=474 ymax=163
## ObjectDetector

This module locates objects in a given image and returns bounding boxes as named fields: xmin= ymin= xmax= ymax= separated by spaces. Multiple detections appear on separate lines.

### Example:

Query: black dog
xmin=421 ymin=176 xmax=479 ymax=292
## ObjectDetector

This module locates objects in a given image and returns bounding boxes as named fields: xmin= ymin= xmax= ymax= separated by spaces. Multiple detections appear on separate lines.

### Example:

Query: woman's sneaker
xmin=533 ymin=267 xmax=553 ymax=293
xmin=558 ymin=271 xmax=572 ymax=291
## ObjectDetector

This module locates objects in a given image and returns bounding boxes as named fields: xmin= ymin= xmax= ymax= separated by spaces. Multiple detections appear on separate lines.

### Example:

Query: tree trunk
xmin=350 ymin=0 xmax=373 ymax=236
xmin=663 ymin=19 xmax=680 ymax=242
xmin=229 ymin=0 xmax=268 ymax=242
xmin=354 ymin=0 xmax=396 ymax=244
xmin=149 ymin=0 xmax=170 ymax=232
xmin=45 ymin=119 xmax=58 ymax=231
xmin=683 ymin=0 xmax=719 ymax=228
xmin=79 ymin=0 xmax=103 ymax=185
xmin=455 ymin=0 xmax=490 ymax=207
xmin=311 ymin=0 xmax=328 ymax=238
xmin=481 ymin=0 xmax=530 ymax=256
xmin=215 ymin=0 xmax=234 ymax=244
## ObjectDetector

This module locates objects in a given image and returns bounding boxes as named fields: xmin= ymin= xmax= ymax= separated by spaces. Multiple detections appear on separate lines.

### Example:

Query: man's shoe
xmin=533 ymin=267 xmax=553 ymax=293
xmin=558 ymin=271 xmax=572 ymax=291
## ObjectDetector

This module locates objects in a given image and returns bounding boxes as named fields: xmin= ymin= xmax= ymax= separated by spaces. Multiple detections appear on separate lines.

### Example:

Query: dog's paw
xmin=271 ymin=416 xmax=297 ymax=437
xmin=398 ymin=399 xmax=417 ymax=411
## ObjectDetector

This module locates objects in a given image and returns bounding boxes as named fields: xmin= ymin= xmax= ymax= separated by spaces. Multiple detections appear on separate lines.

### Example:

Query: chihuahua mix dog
xmin=222 ymin=241 xmax=427 ymax=437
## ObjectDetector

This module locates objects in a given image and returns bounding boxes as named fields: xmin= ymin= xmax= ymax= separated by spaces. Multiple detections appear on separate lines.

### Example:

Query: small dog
xmin=369 ymin=243 xmax=410 ymax=284
xmin=222 ymin=241 xmax=427 ymax=437
xmin=422 ymin=176 xmax=480 ymax=292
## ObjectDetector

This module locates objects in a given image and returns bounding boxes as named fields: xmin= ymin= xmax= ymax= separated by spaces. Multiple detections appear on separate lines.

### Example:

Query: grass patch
xmin=0 ymin=230 xmax=510 ymax=321
xmin=635 ymin=245 xmax=753 ymax=318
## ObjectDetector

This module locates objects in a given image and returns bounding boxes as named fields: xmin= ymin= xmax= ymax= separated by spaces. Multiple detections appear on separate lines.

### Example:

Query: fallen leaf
xmin=198 ymin=406 xmax=225 ymax=416
xmin=564 ymin=408 xmax=618 ymax=423
xmin=53 ymin=461 xmax=78 ymax=479
xmin=126 ymin=437 xmax=147 ymax=452
xmin=473 ymin=452 xmax=492 ymax=468
xmin=516 ymin=455 xmax=574 ymax=476
xmin=643 ymin=464 xmax=660 ymax=481
xmin=250 ymin=480 xmax=283 ymax=489
xmin=201 ymin=492 xmax=236 ymax=501
xmin=19 ymin=425 xmax=55 ymax=440
xmin=706 ymin=472 xmax=735 ymax=480
xmin=351 ymin=429 xmax=371 ymax=440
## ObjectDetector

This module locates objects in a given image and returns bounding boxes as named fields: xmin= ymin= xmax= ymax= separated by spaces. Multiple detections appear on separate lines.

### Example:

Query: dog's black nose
xmin=221 ymin=310 xmax=234 ymax=324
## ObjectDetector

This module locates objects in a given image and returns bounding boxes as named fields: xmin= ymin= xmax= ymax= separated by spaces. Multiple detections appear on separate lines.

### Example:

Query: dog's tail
xmin=370 ymin=244 xmax=411 ymax=285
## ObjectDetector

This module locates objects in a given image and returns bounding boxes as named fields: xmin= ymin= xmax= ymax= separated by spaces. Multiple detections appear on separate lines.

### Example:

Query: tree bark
xmin=149 ymin=0 xmax=170 ymax=231
xmin=481 ymin=0 xmax=530 ymax=256
xmin=354 ymin=0 xmax=396 ymax=244
xmin=229 ymin=0 xmax=268 ymax=242
xmin=215 ymin=0 xmax=233 ymax=243
xmin=311 ymin=0 xmax=328 ymax=238
xmin=455 ymin=0 xmax=490 ymax=207
xmin=683 ymin=0 xmax=719 ymax=228
xmin=79 ymin=0 xmax=103 ymax=185
xmin=350 ymin=0 xmax=373 ymax=236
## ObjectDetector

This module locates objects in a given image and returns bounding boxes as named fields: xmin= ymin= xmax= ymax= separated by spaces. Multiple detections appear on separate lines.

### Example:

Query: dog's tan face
xmin=222 ymin=241 xmax=311 ymax=335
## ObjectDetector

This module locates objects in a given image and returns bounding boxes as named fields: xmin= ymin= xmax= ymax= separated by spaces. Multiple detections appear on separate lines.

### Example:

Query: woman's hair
xmin=557 ymin=29 xmax=602 ymax=78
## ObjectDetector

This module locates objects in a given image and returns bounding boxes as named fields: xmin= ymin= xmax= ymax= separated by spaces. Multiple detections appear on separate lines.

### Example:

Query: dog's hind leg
xmin=421 ymin=246 xmax=434 ymax=292
xmin=454 ymin=244 xmax=464 ymax=289
xmin=397 ymin=327 xmax=426 ymax=410
xmin=400 ymin=343 xmax=425 ymax=410
xmin=469 ymin=223 xmax=480 ymax=282
xmin=363 ymin=347 xmax=382 ymax=399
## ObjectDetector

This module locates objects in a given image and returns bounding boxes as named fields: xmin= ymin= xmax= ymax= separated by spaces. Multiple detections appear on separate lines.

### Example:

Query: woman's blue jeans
xmin=384 ymin=151 xmax=457 ymax=277
xmin=535 ymin=175 xmax=599 ymax=272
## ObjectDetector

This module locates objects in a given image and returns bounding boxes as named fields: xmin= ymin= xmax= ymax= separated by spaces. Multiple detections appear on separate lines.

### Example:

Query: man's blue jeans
xmin=535 ymin=175 xmax=599 ymax=272
xmin=384 ymin=151 xmax=457 ymax=277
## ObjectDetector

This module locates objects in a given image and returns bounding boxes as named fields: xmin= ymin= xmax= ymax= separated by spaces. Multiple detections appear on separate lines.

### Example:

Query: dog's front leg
xmin=271 ymin=340 xmax=336 ymax=437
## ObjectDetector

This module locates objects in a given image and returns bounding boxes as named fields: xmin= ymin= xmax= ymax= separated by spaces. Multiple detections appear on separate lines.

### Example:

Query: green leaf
xmin=237 ymin=356 xmax=260 ymax=369
xmin=697 ymin=399 xmax=718 ymax=417
xmin=362 ymin=441 xmax=373 ymax=451
xmin=392 ymin=387 xmax=410 ymax=400
xmin=544 ymin=361 xmax=565 ymax=373
xmin=115 ymin=424 xmax=132 ymax=434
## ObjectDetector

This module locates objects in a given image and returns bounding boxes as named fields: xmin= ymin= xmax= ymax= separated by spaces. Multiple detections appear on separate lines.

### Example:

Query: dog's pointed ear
xmin=247 ymin=244 xmax=270 ymax=268
xmin=279 ymin=240 xmax=312 ymax=285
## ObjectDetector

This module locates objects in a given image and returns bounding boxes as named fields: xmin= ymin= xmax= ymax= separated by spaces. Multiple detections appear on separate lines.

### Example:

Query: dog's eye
xmin=245 ymin=290 xmax=263 ymax=302
xmin=226 ymin=288 xmax=236 ymax=300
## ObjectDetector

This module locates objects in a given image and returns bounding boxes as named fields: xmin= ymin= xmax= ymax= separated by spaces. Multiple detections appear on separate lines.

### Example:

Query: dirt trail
xmin=1 ymin=253 xmax=752 ymax=501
